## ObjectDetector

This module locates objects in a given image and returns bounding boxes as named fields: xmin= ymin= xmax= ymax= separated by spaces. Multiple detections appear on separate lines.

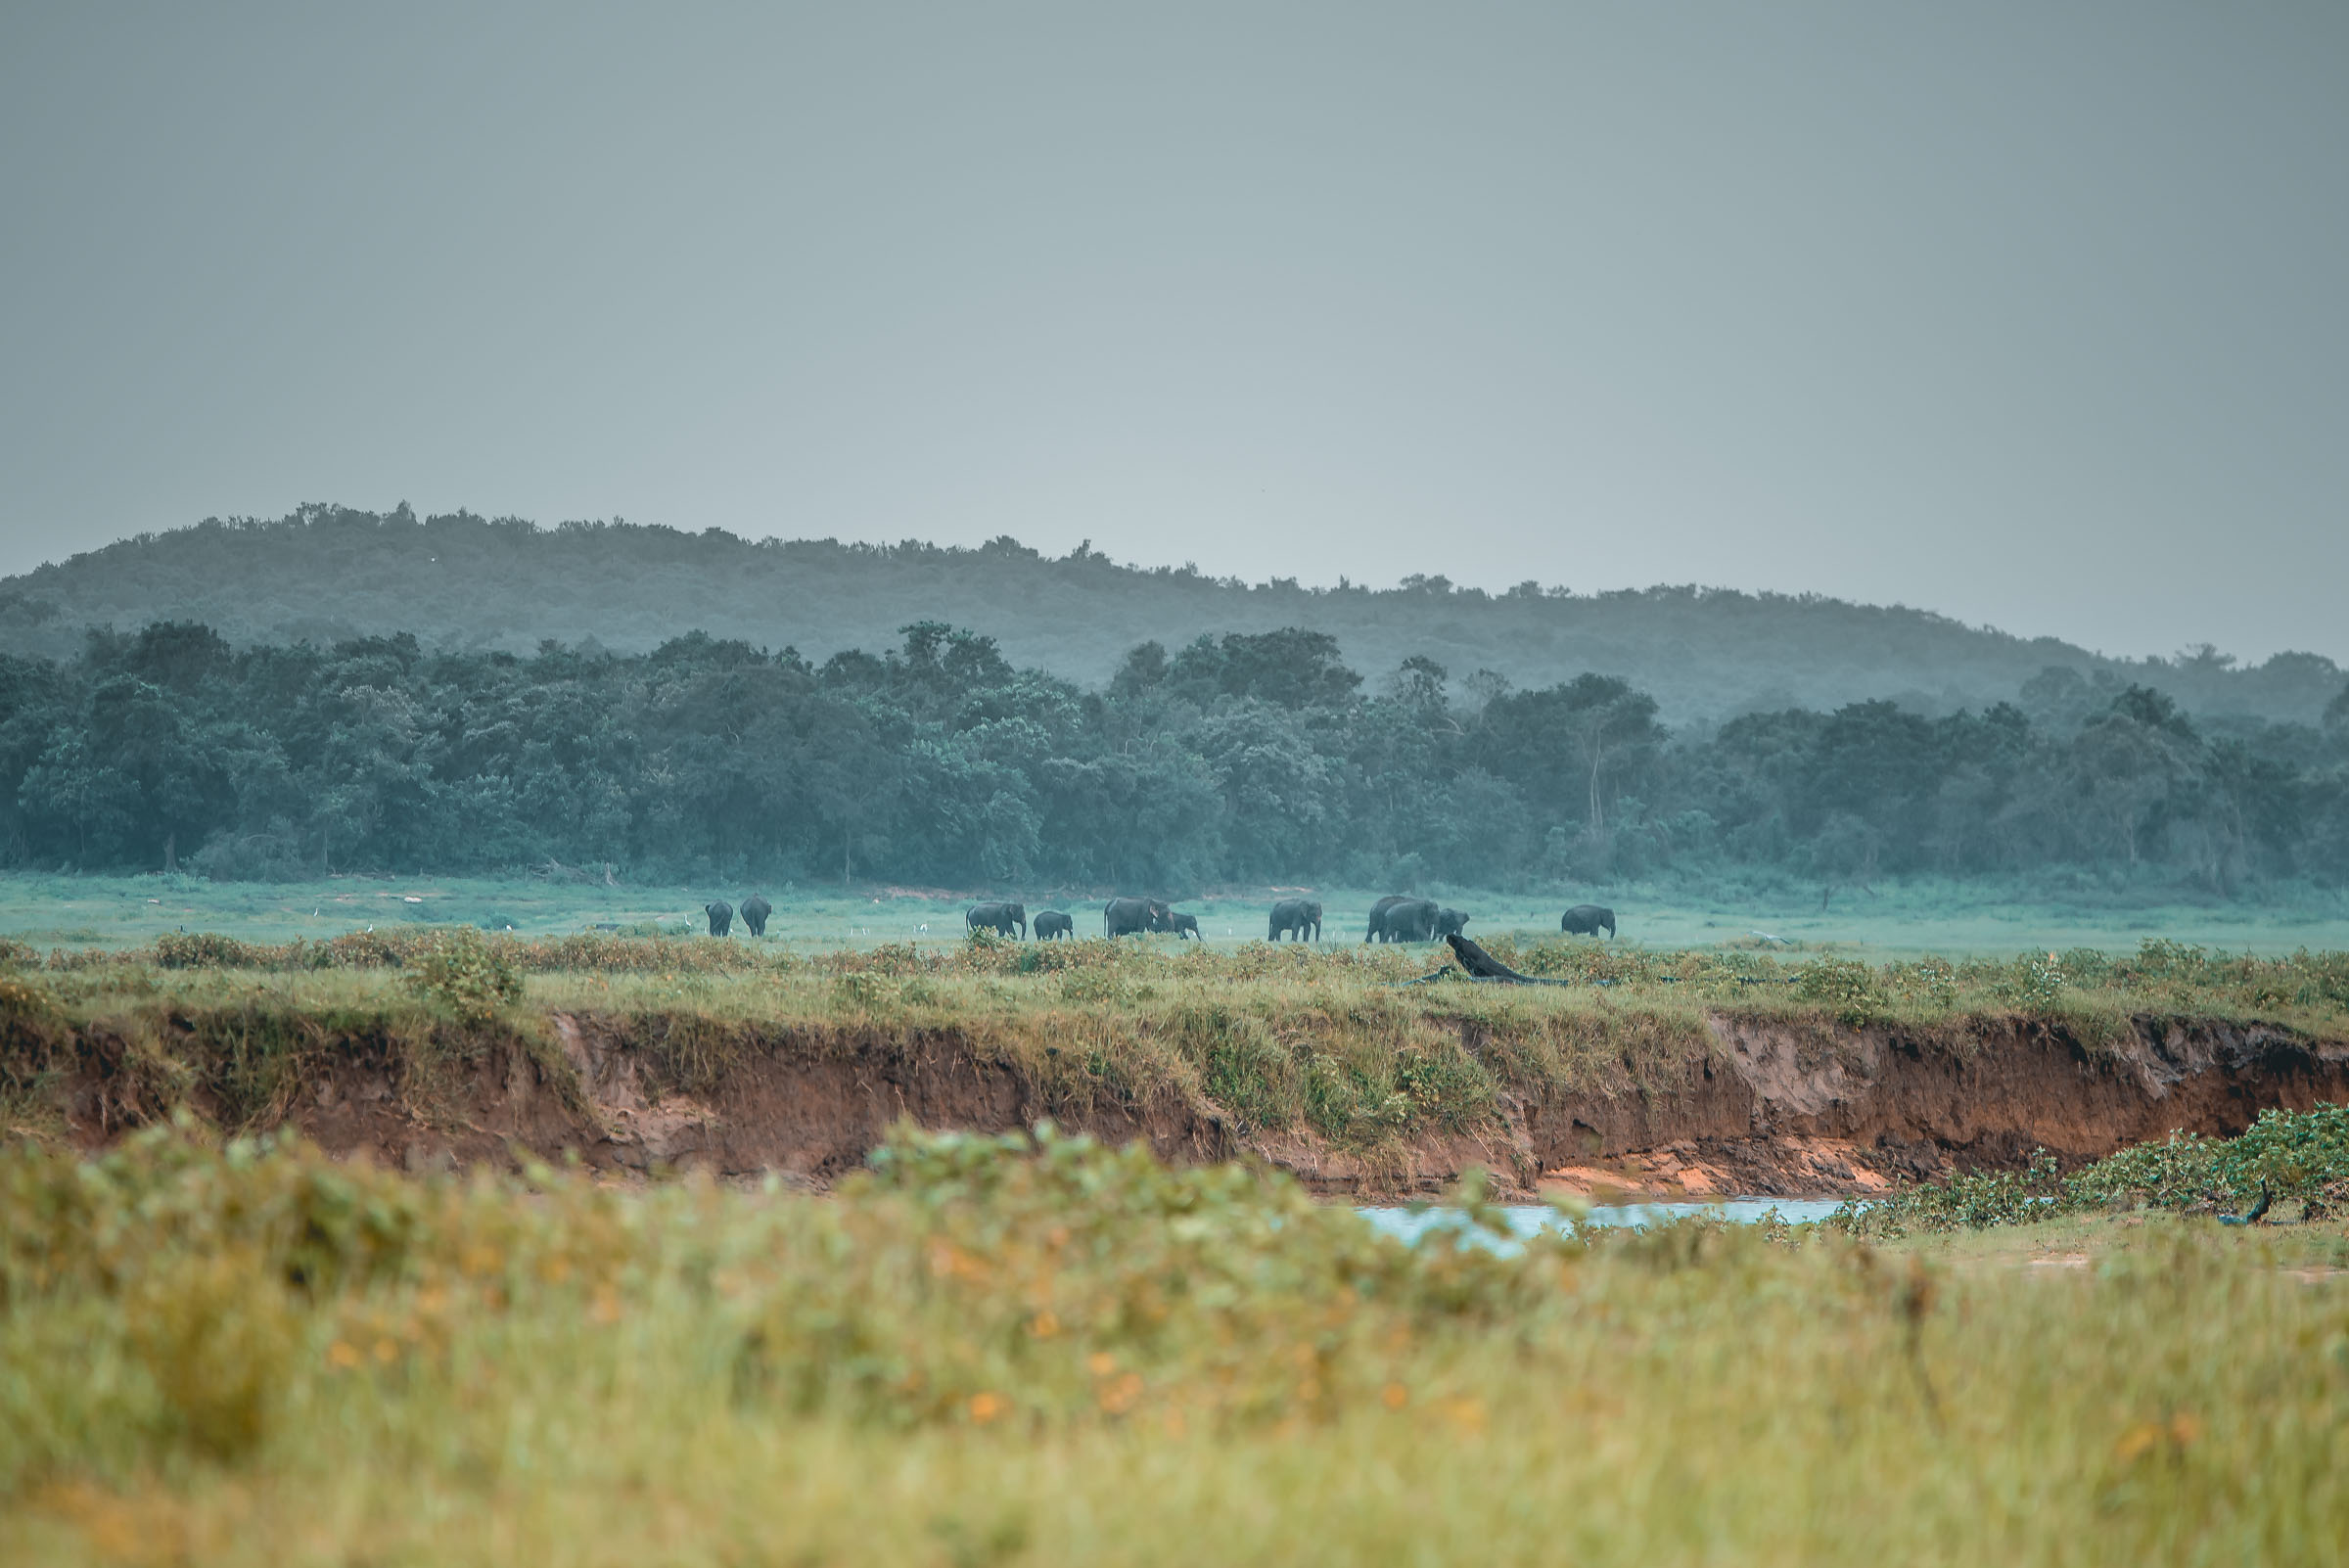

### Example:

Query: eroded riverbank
xmin=11 ymin=985 xmax=2343 ymax=1198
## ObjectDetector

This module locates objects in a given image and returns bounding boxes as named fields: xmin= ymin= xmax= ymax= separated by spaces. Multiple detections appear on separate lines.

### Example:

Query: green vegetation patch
xmin=1835 ymin=1102 xmax=2349 ymax=1237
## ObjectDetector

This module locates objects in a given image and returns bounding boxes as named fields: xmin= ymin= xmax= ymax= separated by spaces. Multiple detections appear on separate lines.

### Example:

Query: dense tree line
xmin=3 ymin=621 xmax=2346 ymax=895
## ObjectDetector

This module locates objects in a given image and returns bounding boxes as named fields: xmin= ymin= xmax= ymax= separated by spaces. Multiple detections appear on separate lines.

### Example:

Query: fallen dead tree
xmin=1396 ymin=932 xmax=1577 ymax=987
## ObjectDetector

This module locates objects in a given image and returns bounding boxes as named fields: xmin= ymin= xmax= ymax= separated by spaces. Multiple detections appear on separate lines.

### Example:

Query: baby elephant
xmin=1033 ymin=910 xmax=1074 ymax=940
xmin=1168 ymin=911 xmax=1201 ymax=941
xmin=705 ymin=899 xmax=734 ymax=937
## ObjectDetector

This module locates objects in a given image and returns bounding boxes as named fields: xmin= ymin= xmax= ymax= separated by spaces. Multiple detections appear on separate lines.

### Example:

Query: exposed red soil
xmin=32 ymin=1010 xmax=2349 ymax=1199
xmin=1519 ymin=1014 xmax=2349 ymax=1199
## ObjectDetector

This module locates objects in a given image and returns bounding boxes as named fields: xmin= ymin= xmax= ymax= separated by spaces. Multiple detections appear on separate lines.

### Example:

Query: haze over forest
xmin=5 ymin=8 xmax=2346 ymax=672
xmin=2 ymin=507 xmax=2341 ymax=729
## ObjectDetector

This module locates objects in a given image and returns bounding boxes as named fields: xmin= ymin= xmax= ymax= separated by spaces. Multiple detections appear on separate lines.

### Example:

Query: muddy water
xmin=1360 ymin=1199 xmax=1849 ymax=1249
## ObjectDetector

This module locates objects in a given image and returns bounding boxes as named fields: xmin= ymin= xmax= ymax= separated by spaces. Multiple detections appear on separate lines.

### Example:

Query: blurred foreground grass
xmin=3 ymin=1122 xmax=2346 ymax=1566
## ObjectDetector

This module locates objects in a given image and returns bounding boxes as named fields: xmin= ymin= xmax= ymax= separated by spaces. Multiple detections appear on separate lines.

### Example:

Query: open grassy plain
xmin=4 ymin=871 xmax=2347 ymax=961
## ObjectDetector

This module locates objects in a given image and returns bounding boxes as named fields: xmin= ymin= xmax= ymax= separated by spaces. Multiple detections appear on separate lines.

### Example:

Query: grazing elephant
xmin=705 ymin=899 xmax=734 ymax=937
xmin=1268 ymin=898 xmax=1322 ymax=942
xmin=1034 ymin=910 xmax=1074 ymax=940
xmin=1376 ymin=898 xmax=1442 ymax=943
xmin=1433 ymin=906 xmax=1469 ymax=940
xmin=1168 ymin=911 xmax=1201 ymax=940
xmin=966 ymin=900 xmax=1028 ymax=939
xmin=1362 ymin=895 xmax=1413 ymax=943
xmin=739 ymin=896 xmax=772 ymax=938
xmin=1561 ymin=904 xmax=1617 ymax=939
xmin=1104 ymin=897 xmax=1173 ymax=938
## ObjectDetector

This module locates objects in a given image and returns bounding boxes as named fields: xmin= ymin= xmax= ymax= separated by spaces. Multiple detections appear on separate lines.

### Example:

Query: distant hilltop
xmin=0 ymin=503 xmax=2338 ymax=725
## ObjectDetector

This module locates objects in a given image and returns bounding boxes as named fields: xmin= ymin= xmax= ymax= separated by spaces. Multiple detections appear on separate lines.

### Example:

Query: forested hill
xmin=1 ymin=504 xmax=2339 ymax=725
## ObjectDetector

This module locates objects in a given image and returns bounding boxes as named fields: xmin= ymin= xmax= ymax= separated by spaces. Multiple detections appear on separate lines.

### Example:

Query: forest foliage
xmin=3 ymin=614 xmax=2346 ymax=893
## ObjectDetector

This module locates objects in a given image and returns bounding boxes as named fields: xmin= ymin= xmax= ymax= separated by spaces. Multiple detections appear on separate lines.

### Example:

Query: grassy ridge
xmin=5 ymin=933 xmax=2349 ymax=1161
xmin=2 ymin=1123 xmax=2347 ymax=1565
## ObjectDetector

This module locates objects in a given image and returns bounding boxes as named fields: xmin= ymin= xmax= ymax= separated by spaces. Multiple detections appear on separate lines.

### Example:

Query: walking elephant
xmin=1561 ymin=904 xmax=1617 ymax=938
xmin=1168 ymin=911 xmax=1201 ymax=940
xmin=966 ymin=901 xmax=1028 ymax=939
xmin=1268 ymin=898 xmax=1322 ymax=942
xmin=739 ymin=896 xmax=772 ymax=938
xmin=1362 ymin=895 xmax=1412 ymax=943
xmin=1034 ymin=910 xmax=1074 ymax=940
xmin=705 ymin=900 xmax=734 ymax=937
xmin=1104 ymin=897 xmax=1173 ymax=938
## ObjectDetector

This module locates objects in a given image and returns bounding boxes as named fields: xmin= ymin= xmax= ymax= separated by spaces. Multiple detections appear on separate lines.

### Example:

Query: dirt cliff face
xmin=30 ymin=1009 xmax=2349 ymax=1199
xmin=1520 ymin=1014 xmax=2349 ymax=1200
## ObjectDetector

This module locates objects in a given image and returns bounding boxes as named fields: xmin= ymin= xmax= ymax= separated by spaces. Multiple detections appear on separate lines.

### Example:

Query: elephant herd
xmin=961 ymin=898 xmax=1202 ymax=941
xmin=699 ymin=892 xmax=1619 ymax=944
xmin=1361 ymin=896 xmax=1467 ymax=944
xmin=959 ymin=895 xmax=1621 ymax=945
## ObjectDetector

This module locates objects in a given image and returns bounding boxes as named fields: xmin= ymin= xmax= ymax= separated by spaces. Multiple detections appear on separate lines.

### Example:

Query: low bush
xmin=399 ymin=928 xmax=524 ymax=1024
xmin=153 ymin=932 xmax=270 ymax=969
xmin=1795 ymin=957 xmax=1888 ymax=1025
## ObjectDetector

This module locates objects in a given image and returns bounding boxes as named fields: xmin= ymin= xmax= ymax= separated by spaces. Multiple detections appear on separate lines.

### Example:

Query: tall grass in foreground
xmin=3 ymin=1124 xmax=2346 ymax=1565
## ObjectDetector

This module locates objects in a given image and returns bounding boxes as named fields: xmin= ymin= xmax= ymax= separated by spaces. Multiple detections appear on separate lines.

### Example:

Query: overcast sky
xmin=2 ymin=3 xmax=2343 ymax=663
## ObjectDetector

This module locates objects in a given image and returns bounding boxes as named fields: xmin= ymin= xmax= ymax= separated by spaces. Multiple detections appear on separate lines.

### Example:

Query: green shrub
xmin=398 ymin=928 xmax=524 ymax=1023
xmin=1993 ymin=951 xmax=2067 ymax=1011
xmin=153 ymin=932 xmax=267 ymax=969
xmin=1795 ymin=958 xmax=1886 ymax=1025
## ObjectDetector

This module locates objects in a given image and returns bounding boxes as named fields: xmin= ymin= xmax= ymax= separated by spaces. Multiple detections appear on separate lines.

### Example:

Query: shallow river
xmin=1359 ymin=1199 xmax=1849 ymax=1248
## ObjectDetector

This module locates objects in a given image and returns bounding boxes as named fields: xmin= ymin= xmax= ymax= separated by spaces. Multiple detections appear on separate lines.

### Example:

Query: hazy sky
xmin=3 ymin=3 xmax=2343 ymax=663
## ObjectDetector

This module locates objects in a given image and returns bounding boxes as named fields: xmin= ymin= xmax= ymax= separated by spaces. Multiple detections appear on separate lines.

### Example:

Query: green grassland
xmin=5 ymin=870 xmax=2348 ymax=961
xmin=2 ymin=1122 xmax=2346 ymax=1566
